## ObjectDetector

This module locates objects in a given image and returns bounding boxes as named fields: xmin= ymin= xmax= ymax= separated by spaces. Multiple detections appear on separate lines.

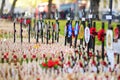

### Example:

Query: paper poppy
xmin=102 ymin=61 xmax=107 ymax=66
xmin=4 ymin=55 xmax=8 ymax=60
xmin=114 ymin=27 xmax=119 ymax=39
xmin=7 ymin=15 xmax=11 ymax=20
xmin=19 ymin=18 xmax=24 ymax=23
xmin=97 ymin=29 xmax=105 ymax=42
xmin=37 ymin=78 xmax=40 ymax=80
xmin=32 ymin=54 xmax=36 ymax=59
xmin=58 ymin=56 xmax=61 ymax=61
xmin=5 ymin=52 xmax=9 ymax=56
xmin=79 ymin=62 xmax=83 ymax=67
xmin=42 ymin=62 xmax=47 ymax=67
xmin=83 ymin=56 xmax=87 ymax=61
xmin=90 ymin=27 xmax=97 ymax=37
xmin=43 ymin=54 xmax=46 ymax=58
xmin=54 ymin=60 xmax=59 ymax=65
xmin=92 ymin=60 xmax=96 ymax=66
xmin=89 ymin=52 xmax=93 ymax=57
xmin=47 ymin=60 xmax=54 ymax=68
xmin=26 ymin=19 xmax=31 ymax=24
xmin=67 ymin=61 xmax=71 ymax=66
xmin=118 ymin=75 xmax=120 ymax=80
xmin=13 ymin=54 xmax=17 ymax=59
xmin=23 ymin=54 xmax=27 ymax=59
xmin=75 ymin=50 xmax=78 ymax=53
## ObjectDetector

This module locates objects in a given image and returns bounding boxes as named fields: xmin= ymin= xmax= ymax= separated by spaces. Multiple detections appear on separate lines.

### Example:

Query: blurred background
xmin=0 ymin=0 xmax=120 ymax=22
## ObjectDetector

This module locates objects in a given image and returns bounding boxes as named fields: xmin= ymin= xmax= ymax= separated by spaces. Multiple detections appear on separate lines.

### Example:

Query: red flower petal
xmin=79 ymin=62 xmax=83 ymax=67
xmin=97 ymin=29 xmax=105 ymax=42
xmin=23 ymin=54 xmax=26 ymax=59
xmin=114 ymin=27 xmax=119 ymax=39
xmin=89 ymin=52 xmax=93 ymax=57
xmin=92 ymin=60 xmax=96 ymax=66
xmin=43 ymin=54 xmax=46 ymax=58
xmin=13 ymin=55 xmax=17 ymax=59
xmin=54 ymin=60 xmax=59 ymax=65
xmin=26 ymin=19 xmax=31 ymax=24
xmin=32 ymin=54 xmax=36 ymax=59
xmin=67 ymin=61 xmax=71 ymax=66
xmin=47 ymin=60 xmax=54 ymax=68
xmin=4 ymin=55 xmax=8 ymax=59
xmin=42 ymin=62 xmax=47 ymax=67
xmin=90 ymin=27 xmax=96 ymax=36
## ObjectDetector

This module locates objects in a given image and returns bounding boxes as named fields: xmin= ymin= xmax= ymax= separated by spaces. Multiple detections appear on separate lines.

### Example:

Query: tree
xmin=0 ymin=0 xmax=5 ymax=16
xmin=48 ymin=0 xmax=52 ymax=19
xmin=8 ymin=0 xmax=17 ymax=15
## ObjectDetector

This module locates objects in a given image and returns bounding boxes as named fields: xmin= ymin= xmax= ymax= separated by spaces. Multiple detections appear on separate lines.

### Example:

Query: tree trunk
xmin=48 ymin=0 xmax=52 ymax=19
xmin=91 ymin=0 xmax=100 ymax=20
xmin=0 ymin=0 xmax=5 ymax=16
xmin=8 ymin=0 xmax=17 ymax=15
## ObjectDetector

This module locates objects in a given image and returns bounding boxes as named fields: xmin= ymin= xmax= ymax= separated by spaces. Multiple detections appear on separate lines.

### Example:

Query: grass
xmin=1 ymin=19 xmax=118 ymax=45
xmin=43 ymin=19 xmax=118 ymax=45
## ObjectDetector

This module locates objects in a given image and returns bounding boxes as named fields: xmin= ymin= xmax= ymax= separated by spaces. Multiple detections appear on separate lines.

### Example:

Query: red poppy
xmin=12 ymin=50 xmax=15 ymax=53
xmin=58 ymin=56 xmax=61 ymax=61
xmin=23 ymin=54 xmax=26 ymax=59
xmin=92 ymin=60 xmax=96 ymax=66
xmin=54 ymin=60 xmax=59 ymax=65
xmin=26 ymin=19 xmax=31 ymax=24
xmin=19 ymin=18 xmax=24 ymax=23
xmin=4 ymin=55 xmax=8 ymax=59
xmin=43 ymin=54 xmax=46 ymax=58
xmin=13 ymin=54 xmax=17 ymax=59
xmin=52 ymin=54 xmax=55 ymax=58
xmin=47 ymin=60 xmax=54 ymax=68
xmin=118 ymin=75 xmax=120 ymax=80
xmin=75 ymin=50 xmax=78 ymax=53
xmin=89 ymin=52 xmax=93 ymax=57
xmin=109 ymin=67 xmax=112 ymax=72
xmin=53 ymin=24 xmax=56 ymax=30
xmin=32 ymin=54 xmax=36 ymax=59
xmin=90 ymin=27 xmax=97 ymax=36
xmin=97 ymin=29 xmax=105 ymax=42
xmin=5 ymin=52 xmax=9 ymax=56
xmin=80 ymin=52 xmax=82 ymax=56
xmin=102 ymin=61 xmax=107 ymax=66
xmin=16 ymin=18 xmax=19 ymax=22
xmin=83 ymin=56 xmax=87 ymax=61
xmin=8 ymin=16 xmax=12 ymax=20
xmin=37 ymin=78 xmax=40 ymax=80
xmin=67 ymin=61 xmax=71 ymax=66
xmin=42 ymin=62 xmax=47 ymax=67
xmin=79 ymin=62 xmax=83 ymax=67
xmin=114 ymin=27 xmax=119 ymax=39
xmin=105 ymin=75 xmax=109 ymax=79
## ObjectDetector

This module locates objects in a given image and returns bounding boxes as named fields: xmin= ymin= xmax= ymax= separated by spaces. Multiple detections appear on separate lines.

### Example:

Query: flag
xmin=74 ymin=22 xmax=79 ymax=35
xmin=68 ymin=23 xmax=72 ymax=37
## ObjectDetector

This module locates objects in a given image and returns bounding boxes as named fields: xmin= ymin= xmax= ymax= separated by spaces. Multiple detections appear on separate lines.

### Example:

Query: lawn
xmin=44 ymin=19 xmax=118 ymax=45
xmin=0 ymin=19 xmax=118 ymax=45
